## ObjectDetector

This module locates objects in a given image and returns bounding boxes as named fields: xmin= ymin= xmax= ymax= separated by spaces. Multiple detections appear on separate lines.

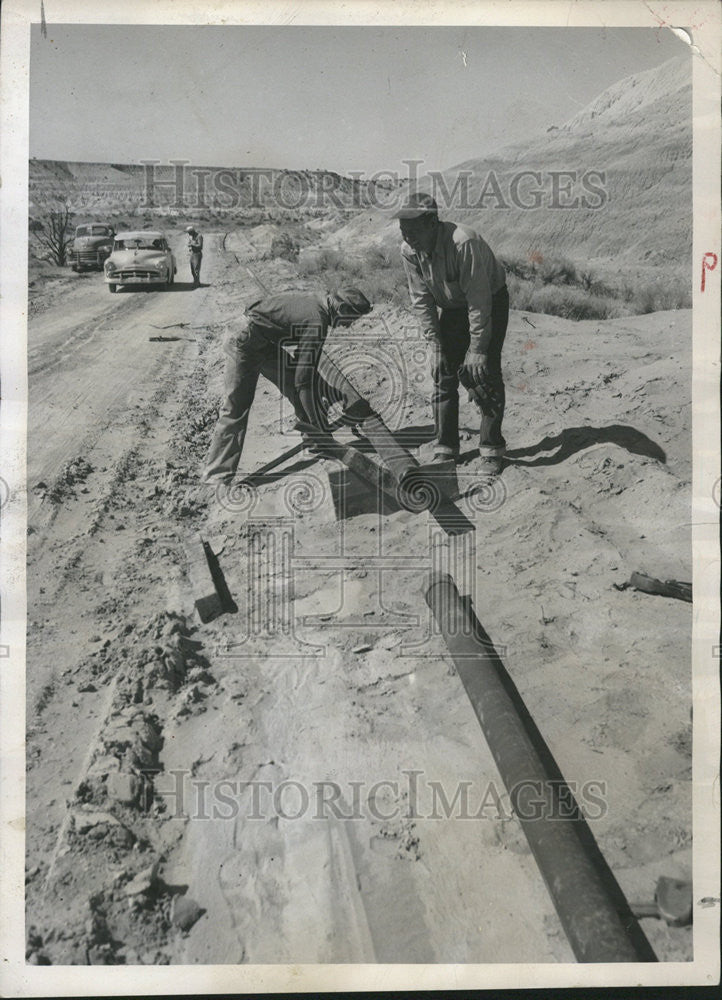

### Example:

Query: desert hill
xmin=29 ymin=56 xmax=691 ymax=276
xmin=332 ymin=56 xmax=692 ymax=272
xmin=28 ymin=159 xmax=399 ymax=222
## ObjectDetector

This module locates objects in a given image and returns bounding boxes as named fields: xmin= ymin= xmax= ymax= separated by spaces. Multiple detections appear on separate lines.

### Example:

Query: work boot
xmin=477 ymin=454 xmax=504 ymax=476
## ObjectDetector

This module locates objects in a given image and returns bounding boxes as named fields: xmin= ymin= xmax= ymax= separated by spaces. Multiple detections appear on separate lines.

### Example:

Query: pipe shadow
xmin=242 ymin=455 xmax=320 ymax=488
xmin=506 ymin=424 xmax=666 ymax=467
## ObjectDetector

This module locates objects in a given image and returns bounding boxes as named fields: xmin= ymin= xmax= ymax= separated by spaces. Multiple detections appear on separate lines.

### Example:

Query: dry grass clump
xmin=270 ymin=231 xmax=300 ymax=261
xmin=507 ymin=275 xmax=625 ymax=320
xmin=283 ymin=235 xmax=692 ymax=320
xmin=624 ymin=277 xmax=692 ymax=313
xmin=298 ymin=243 xmax=408 ymax=306
xmin=501 ymin=252 xmax=690 ymax=319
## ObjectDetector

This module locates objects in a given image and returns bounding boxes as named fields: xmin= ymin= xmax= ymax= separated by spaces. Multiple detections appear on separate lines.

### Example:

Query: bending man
xmin=396 ymin=193 xmax=508 ymax=476
xmin=202 ymin=287 xmax=373 ymax=485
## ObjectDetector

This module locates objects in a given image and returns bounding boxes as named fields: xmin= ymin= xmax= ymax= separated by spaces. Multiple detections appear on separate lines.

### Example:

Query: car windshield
xmin=76 ymin=227 xmax=89 ymax=237
xmin=115 ymin=238 xmax=165 ymax=251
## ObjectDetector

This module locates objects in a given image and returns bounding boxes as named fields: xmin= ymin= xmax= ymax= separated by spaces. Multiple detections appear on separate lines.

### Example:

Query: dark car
xmin=69 ymin=224 xmax=115 ymax=271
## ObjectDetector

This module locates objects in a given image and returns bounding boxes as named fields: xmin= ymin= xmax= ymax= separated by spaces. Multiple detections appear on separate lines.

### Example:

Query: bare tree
xmin=31 ymin=202 xmax=73 ymax=266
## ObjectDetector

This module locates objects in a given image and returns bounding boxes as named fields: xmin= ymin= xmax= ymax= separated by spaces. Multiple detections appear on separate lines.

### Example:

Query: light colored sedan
xmin=104 ymin=230 xmax=177 ymax=293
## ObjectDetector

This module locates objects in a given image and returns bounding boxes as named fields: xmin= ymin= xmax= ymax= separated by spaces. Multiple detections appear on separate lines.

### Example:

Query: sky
xmin=29 ymin=25 xmax=689 ymax=175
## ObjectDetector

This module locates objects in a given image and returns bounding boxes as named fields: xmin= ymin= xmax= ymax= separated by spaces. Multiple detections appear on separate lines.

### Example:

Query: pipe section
xmin=424 ymin=571 xmax=656 ymax=964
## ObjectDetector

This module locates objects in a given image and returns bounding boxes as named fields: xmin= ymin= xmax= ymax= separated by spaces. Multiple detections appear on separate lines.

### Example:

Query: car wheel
xmin=108 ymin=283 xmax=117 ymax=294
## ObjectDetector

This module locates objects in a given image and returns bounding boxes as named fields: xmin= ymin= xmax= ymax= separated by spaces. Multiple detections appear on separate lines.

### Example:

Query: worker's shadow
xmin=392 ymin=422 xmax=666 ymax=469
xmin=503 ymin=424 xmax=666 ymax=467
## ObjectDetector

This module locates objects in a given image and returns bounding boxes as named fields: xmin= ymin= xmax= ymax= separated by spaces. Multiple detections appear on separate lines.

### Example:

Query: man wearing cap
xmin=186 ymin=226 xmax=203 ymax=286
xmin=396 ymin=193 xmax=508 ymax=475
xmin=202 ymin=287 xmax=374 ymax=485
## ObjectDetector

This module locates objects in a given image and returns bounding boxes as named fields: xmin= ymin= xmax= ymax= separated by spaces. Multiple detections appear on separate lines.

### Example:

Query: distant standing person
xmin=186 ymin=225 xmax=203 ymax=286
xmin=202 ymin=287 xmax=374 ymax=485
xmin=396 ymin=193 xmax=508 ymax=476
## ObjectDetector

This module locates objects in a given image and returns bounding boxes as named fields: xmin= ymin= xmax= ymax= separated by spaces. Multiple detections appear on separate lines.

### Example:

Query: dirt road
xmin=25 ymin=231 xmax=693 ymax=966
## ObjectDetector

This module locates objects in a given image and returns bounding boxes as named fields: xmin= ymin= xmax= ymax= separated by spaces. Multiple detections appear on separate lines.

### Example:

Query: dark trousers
xmin=190 ymin=252 xmax=202 ymax=284
xmin=433 ymin=286 xmax=508 ymax=455
xmin=202 ymin=325 xmax=364 ymax=482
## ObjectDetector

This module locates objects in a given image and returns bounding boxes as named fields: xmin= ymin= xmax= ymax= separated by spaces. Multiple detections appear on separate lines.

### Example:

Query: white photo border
xmin=1 ymin=0 xmax=719 ymax=995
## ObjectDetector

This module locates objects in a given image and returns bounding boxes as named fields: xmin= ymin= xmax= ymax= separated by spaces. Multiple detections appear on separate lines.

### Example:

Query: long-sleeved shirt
xmin=245 ymin=292 xmax=334 ymax=423
xmin=401 ymin=220 xmax=506 ymax=353
xmin=187 ymin=233 xmax=203 ymax=254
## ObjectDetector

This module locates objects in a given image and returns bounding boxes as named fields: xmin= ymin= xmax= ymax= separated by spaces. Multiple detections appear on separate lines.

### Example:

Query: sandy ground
xmin=25 ymin=231 xmax=692 ymax=965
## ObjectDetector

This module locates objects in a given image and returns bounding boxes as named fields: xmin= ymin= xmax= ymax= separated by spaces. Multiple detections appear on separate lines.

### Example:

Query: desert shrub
xmin=298 ymin=247 xmax=343 ymax=274
xmin=501 ymin=253 xmax=578 ymax=286
xmin=536 ymin=255 xmax=578 ymax=286
xmin=507 ymin=275 xmax=624 ymax=320
xmin=270 ymin=231 xmax=299 ymax=262
xmin=618 ymin=279 xmax=638 ymax=303
xmin=578 ymin=268 xmax=594 ymax=291
xmin=353 ymin=270 xmax=408 ymax=307
xmin=506 ymin=275 xmax=536 ymax=312
xmin=501 ymin=249 xmax=691 ymax=318
xmin=30 ymin=202 xmax=74 ymax=265
xmin=631 ymin=278 xmax=691 ymax=313
xmin=539 ymin=286 xmax=623 ymax=320
xmin=362 ymin=245 xmax=394 ymax=269
xmin=296 ymin=241 xmax=408 ymax=306
xmin=578 ymin=269 xmax=616 ymax=298
xmin=499 ymin=254 xmax=534 ymax=281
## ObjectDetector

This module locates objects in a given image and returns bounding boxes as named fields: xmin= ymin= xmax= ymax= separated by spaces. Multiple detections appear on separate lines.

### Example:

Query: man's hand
xmin=294 ymin=420 xmax=336 ymax=455
xmin=460 ymin=351 xmax=489 ymax=387
xmin=341 ymin=398 xmax=375 ymax=426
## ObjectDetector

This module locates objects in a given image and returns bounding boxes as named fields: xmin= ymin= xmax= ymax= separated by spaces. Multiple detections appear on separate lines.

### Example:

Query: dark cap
xmin=335 ymin=287 xmax=373 ymax=316
xmin=393 ymin=192 xmax=438 ymax=219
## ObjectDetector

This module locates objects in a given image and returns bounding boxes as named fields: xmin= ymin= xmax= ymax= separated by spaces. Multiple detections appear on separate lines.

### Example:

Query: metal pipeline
xmin=357 ymin=412 xmax=419 ymax=487
xmin=357 ymin=413 xmax=453 ymax=514
xmin=424 ymin=572 xmax=656 ymax=964
xmin=316 ymin=356 xmax=443 ymax=511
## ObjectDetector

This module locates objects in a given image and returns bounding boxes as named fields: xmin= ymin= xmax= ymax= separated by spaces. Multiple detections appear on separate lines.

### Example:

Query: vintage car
xmin=69 ymin=223 xmax=115 ymax=271
xmin=104 ymin=231 xmax=177 ymax=293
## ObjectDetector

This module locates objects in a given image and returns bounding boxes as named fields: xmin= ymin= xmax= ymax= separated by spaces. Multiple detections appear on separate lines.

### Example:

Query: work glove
xmin=459 ymin=351 xmax=489 ymax=387
xmin=340 ymin=398 xmax=375 ymax=426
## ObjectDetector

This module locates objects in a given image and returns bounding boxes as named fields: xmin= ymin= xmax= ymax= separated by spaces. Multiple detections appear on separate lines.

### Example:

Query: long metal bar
xmin=424 ymin=571 xmax=657 ymax=964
